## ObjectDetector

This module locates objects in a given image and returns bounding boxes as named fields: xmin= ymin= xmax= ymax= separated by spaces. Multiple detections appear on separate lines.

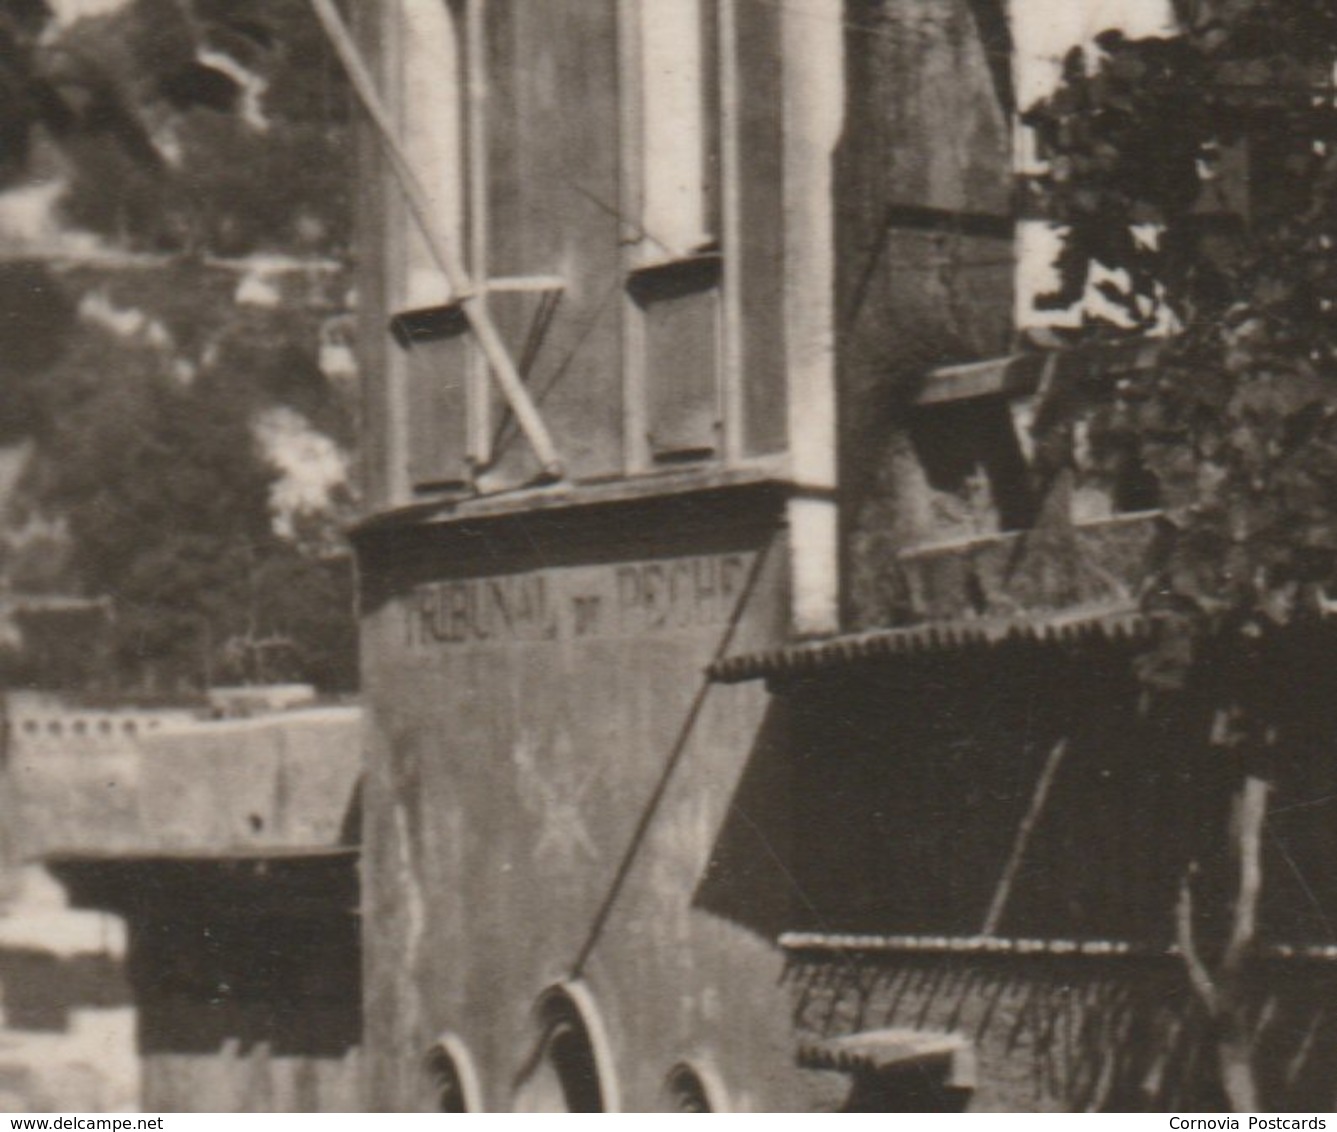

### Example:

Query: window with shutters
xmin=627 ymin=0 xmax=726 ymax=465
xmin=369 ymin=0 xmax=752 ymax=501
xmin=387 ymin=0 xmax=474 ymax=493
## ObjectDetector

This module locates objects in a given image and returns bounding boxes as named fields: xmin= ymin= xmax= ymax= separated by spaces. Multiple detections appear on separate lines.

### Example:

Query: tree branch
xmin=1223 ymin=774 xmax=1270 ymax=978
xmin=1176 ymin=863 xmax=1220 ymax=1016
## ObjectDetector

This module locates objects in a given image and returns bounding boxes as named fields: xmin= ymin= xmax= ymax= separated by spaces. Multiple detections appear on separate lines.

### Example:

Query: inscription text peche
xmin=406 ymin=553 xmax=751 ymax=647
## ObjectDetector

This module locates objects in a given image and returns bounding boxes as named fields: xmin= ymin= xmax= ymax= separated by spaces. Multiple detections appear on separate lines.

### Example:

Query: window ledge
xmin=352 ymin=455 xmax=813 ymax=536
xmin=390 ymin=303 xmax=469 ymax=347
xmin=896 ymin=510 xmax=1164 ymax=561
xmin=626 ymin=251 xmax=722 ymax=303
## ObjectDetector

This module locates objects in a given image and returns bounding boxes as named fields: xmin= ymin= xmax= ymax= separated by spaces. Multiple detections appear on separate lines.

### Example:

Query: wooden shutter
xmin=628 ymin=254 xmax=722 ymax=462
xmin=395 ymin=306 xmax=472 ymax=490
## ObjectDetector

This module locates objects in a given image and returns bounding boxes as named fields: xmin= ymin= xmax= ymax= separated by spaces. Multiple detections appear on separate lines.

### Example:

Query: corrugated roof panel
xmin=708 ymin=603 xmax=1151 ymax=684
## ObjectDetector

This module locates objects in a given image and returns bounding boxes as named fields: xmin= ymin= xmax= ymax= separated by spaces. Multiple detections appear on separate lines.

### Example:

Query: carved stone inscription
xmin=406 ymin=553 xmax=752 ymax=647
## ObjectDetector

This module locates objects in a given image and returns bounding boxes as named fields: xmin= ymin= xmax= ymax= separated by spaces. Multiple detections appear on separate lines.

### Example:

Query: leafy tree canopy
xmin=1025 ymin=3 xmax=1337 ymax=1109
xmin=0 ymin=0 xmax=358 ymax=696
xmin=0 ymin=0 xmax=350 ymax=255
xmin=1025 ymin=0 xmax=1337 ymax=668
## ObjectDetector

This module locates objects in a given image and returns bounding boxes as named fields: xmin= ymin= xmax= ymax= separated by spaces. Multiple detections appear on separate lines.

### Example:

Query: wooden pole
xmin=309 ymin=0 xmax=564 ymax=481
xmin=981 ymin=736 xmax=1069 ymax=936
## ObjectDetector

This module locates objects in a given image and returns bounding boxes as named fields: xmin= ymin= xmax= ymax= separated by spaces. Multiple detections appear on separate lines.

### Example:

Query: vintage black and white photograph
xmin=0 ymin=0 xmax=1332 ymax=1115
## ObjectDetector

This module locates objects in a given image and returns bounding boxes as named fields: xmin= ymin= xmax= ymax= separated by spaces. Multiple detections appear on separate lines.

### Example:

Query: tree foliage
xmin=1025 ymin=0 xmax=1337 ymax=658
xmin=2 ymin=262 xmax=360 ymax=694
xmin=1025 ymin=2 xmax=1337 ymax=1109
xmin=0 ymin=0 xmax=358 ymax=695
xmin=0 ymin=0 xmax=350 ymax=254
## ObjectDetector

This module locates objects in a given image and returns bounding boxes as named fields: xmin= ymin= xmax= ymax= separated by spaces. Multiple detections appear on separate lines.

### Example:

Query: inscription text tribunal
xmin=406 ymin=553 xmax=752 ymax=647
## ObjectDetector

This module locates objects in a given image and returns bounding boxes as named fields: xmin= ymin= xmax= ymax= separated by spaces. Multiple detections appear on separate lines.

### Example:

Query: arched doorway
xmin=513 ymin=982 xmax=620 ymax=1112
xmin=424 ymin=1033 xmax=483 ymax=1112
xmin=662 ymin=1061 xmax=726 ymax=1112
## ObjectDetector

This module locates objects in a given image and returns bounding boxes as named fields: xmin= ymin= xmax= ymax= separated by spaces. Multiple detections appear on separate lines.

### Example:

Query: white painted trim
xmin=533 ymin=980 xmax=623 ymax=1114
xmin=780 ymin=0 xmax=842 ymax=636
xmin=718 ymin=0 xmax=744 ymax=464
xmin=427 ymin=1031 xmax=486 ymax=1113
xmin=618 ymin=0 xmax=651 ymax=475
xmin=788 ymin=495 xmax=839 ymax=636
xmin=664 ymin=1059 xmax=731 ymax=1112
xmin=780 ymin=0 xmax=840 ymax=494
xmin=464 ymin=0 xmax=491 ymax=470
xmin=380 ymin=0 xmax=411 ymax=506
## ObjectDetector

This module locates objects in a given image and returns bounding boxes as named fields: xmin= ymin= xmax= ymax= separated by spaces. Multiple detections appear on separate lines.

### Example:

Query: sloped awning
xmin=708 ymin=603 xmax=1151 ymax=685
xmin=46 ymin=846 xmax=359 ymax=920
xmin=914 ymin=338 xmax=1163 ymax=407
xmin=798 ymin=1028 xmax=976 ymax=1087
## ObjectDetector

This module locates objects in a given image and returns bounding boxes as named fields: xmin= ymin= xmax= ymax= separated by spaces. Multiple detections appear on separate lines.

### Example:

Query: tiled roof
xmin=709 ymin=603 xmax=1150 ymax=684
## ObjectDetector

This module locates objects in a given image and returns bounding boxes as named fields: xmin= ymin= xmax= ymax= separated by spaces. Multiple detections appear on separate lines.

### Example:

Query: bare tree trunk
xmin=1217 ymin=1032 xmax=1259 ymax=1114
xmin=1176 ymin=771 xmax=1269 ymax=1112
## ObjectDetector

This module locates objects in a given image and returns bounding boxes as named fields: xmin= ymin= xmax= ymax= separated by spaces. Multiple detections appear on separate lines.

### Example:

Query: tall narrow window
xmin=631 ymin=0 xmax=724 ymax=464
xmin=639 ymin=0 xmax=719 ymax=258
xmin=391 ymin=0 xmax=473 ymax=491
xmin=398 ymin=0 xmax=466 ymax=311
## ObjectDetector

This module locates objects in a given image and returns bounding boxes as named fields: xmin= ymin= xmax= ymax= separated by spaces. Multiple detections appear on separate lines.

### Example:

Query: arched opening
xmin=424 ymin=1033 xmax=482 ymax=1113
xmin=513 ymin=983 xmax=619 ymax=1113
xmin=662 ymin=1062 xmax=725 ymax=1112
xmin=541 ymin=1016 xmax=602 ymax=1112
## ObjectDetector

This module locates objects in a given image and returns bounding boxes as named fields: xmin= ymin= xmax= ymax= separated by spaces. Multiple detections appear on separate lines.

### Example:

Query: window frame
xmin=620 ymin=0 xmax=739 ymax=474
xmin=381 ymin=0 xmax=489 ymax=501
xmin=377 ymin=0 xmax=751 ymax=502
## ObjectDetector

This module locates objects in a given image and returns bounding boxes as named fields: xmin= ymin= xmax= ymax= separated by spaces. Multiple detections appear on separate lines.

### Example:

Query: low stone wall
xmin=137 ymin=706 xmax=361 ymax=852
xmin=0 ymin=701 xmax=363 ymax=1112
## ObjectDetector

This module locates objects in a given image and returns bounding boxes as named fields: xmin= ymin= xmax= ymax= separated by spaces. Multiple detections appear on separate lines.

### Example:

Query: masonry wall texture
xmin=32 ymin=706 xmax=364 ymax=1113
xmin=358 ymin=488 xmax=810 ymax=1111
xmin=835 ymin=0 xmax=1016 ymax=628
xmin=346 ymin=0 xmax=1252 ymax=1114
xmin=0 ymin=706 xmax=181 ymax=1113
